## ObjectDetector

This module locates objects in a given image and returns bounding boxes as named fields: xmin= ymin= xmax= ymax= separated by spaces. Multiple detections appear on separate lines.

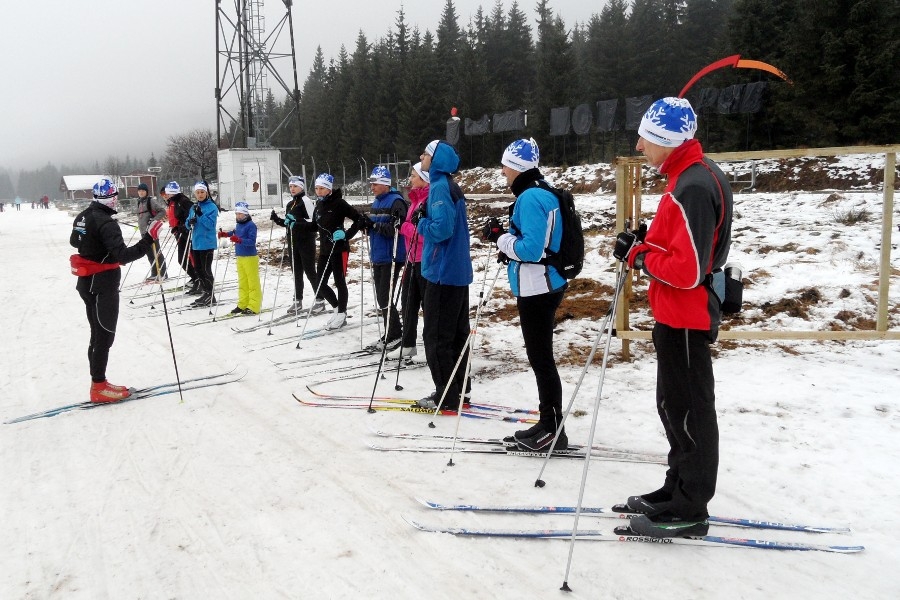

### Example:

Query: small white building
xmin=216 ymin=149 xmax=283 ymax=210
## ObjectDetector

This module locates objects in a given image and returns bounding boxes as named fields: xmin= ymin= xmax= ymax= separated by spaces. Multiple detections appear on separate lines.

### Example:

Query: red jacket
xmin=630 ymin=140 xmax=733 ymax=331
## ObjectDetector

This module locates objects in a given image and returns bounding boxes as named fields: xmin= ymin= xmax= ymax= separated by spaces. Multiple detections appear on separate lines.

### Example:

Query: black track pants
xmin=422 ymin=282 xmax=470 ymax=410
xmin=652 ymin=322 xmax=719 ymax=520
xmin=517 ymin=289 xmax=565 ymax=432
xmin=79 ymin=289 xmax=119 ymax=382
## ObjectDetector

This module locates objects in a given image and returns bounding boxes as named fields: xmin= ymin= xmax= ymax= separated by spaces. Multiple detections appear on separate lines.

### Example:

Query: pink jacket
xmin=400 ymin=186 xmax=428 ymax=263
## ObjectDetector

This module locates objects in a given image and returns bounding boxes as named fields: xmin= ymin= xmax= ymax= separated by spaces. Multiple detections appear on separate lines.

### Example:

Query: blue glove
xmin=285 ymin=214 xmax=297 ymax=228
xmin=332 ymin=229 xmax=346 ymax=242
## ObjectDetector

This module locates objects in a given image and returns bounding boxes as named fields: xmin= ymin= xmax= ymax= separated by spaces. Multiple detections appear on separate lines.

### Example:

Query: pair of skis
xmin=4 ymin=368 xmax=246 ymax=424
xmin=407 ymin=499 xmax=863 ymax=553
xmin=367 ymin=429 xmax=665 ymax=464
xmin=293 ymin=394 xmax=540 ymax=424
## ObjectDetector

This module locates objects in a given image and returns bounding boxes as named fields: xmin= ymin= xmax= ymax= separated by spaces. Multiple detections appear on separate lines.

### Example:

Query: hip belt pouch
xmin=70 ymin=254 xmax=120 ymax=277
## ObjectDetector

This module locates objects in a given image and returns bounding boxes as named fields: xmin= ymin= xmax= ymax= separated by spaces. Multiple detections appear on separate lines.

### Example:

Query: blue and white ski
xmin=403 ymin=517 xmax=864 ymax=553
xmin=415 ymin=499 xmax=852 ymax=535
xmin=4 ymin=368 xmax=246 ymax=424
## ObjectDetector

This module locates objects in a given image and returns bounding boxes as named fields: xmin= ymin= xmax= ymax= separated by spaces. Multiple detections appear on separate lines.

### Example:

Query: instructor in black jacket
xmin=70 ymin=177 xmax=163 ymax=403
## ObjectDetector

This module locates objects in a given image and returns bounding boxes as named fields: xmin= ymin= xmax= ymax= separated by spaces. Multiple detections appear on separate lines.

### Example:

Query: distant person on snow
xmin=70 ymin=177 xmax=163 ymax=402
xmin=271 ymin=175 xmax=319 ymax=316
xmin=485 ymin=138 xmax=569 ymax=453
xmin=163 ymin=182 xmax=199 ymax=294
xmin=14 ymin=196 xmax=22 ymax=211
xmin=218 ymin=201 xmax=261 ymax=315
xmin=612 ymin=97 xmax=733 ymax=539
xmin=186 ymin=181 xmax=219 ymax=307
xmin=136 ymin=182 xmax=168 ymax=281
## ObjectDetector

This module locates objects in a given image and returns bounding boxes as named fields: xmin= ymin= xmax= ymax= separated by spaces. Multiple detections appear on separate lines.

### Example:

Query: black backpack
xmin=532 ymin=181 xmax=585 ymax=280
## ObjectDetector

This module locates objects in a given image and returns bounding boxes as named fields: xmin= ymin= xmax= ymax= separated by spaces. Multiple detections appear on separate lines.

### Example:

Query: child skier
xmin=218 ymin=201 xmax=261 ymax=315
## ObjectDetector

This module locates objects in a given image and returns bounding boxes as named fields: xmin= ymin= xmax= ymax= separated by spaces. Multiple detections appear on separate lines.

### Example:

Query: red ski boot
xmin=90 ymin=381 xmax=133 ymax=403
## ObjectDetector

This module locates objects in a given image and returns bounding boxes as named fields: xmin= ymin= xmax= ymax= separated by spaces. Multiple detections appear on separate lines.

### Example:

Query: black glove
xmin=613 ymin=231 xmax=638 ymax=262
xmin=497 ymin=251 xmax=510 ymax=265
xmin=482 ymin=217 xmax=505 ymax=243
xmin=172 ymin=225 xmax=185 ymax=236
xmin=364 ymin=216 xmax=376 ymax=232
xmin=634 ymin=222 xmax=648 ymax=243
xmin=270 ymin=209 xmax=278 ymax=222
xmin=393 ymin=215 xmax=403 ymax=230
xmin=194 ymin=203 xmax=202 ymax=217
xmin=411 ymin=203 xmax=426 ymax=226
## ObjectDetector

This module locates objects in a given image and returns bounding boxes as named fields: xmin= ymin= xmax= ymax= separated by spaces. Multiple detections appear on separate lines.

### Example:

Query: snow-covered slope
xmin=1 ymin=179 xmax=898 ymax=599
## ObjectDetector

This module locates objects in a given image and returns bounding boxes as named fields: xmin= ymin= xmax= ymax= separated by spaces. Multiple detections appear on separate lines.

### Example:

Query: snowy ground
xmin=1 ymin=182 xmax=898 ymax=599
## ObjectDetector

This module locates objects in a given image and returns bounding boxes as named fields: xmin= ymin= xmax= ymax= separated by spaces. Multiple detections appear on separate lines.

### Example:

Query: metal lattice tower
xmin=215 ymin=0 xmax=302 ymax=149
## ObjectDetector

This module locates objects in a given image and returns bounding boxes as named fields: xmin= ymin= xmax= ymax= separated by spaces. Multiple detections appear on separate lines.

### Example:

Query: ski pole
xmin=178 ymin=228 xmax=194 ymax=310
xmin=533 ymin=264 xmax=630 ymax=486
xmin=362 ymin=234 xmax=383 ymax=341
xmin=259 ymin=217 xmax=276 ymax=321
xmin=119 ymin=224 xmax=139 ymax=293
xmin=359 ymin=229 xmax=365 ymax=350
xmin=559 ymin=262 xmax=629 ymax=592
xmin=392 ymin=228 xmax=419 ymax=391
xmin=265 ymin=236 xmax=288 ymax=335
xmin=367 ymin=226 xmax=402 ymax=413
xmin=151 ymin=240 xmax=184 ymax=404
xmin=426 ymin=242 xmax=498 ymax=423
xmin=437 ymin=261 xmax=504 ymax=467
xmin=211 ymin=234 xmax=233 ymax=318
xmin=296 ymin=240 xmax=336 ymax=347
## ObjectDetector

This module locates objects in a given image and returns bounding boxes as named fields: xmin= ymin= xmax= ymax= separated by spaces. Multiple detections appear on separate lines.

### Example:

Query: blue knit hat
xmin=164 ymin=181 xmax=181 ymax=195
xmin=368 ymin=165 xmax=392 ymax=186
xmin=234 ymin=201 xmax=250 ymax=215
xmin=314 ymin=173 xmax=334 ymax=191
xmin=501 ymin=138 xmax=540 ymax=172
xmin=288 ymin=175 xmax=305 ymax=191
xmin=638 ymin=97 xmax=697 ymax=148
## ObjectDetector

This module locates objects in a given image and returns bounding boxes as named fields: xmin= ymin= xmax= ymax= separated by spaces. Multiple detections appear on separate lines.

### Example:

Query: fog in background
xmin=0 ymin=0 xmax=603 ymax=172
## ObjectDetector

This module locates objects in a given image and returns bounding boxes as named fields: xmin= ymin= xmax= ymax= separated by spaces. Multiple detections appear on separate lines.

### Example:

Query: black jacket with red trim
xmin=71 ymin=202 xmax=152 ymax=294
xmin=630 ymin=139 xmax=733 ymax=331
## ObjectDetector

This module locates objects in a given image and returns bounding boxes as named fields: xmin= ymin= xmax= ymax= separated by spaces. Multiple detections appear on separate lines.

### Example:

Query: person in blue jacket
xmin=485 ymin=138 xmax=568 ymax=452
xmin=218 ymin=201 xmax=261 ymax=314
xmin=414 ymin=140 xmax=473 ymax=411
xmin=186 ymin=181 xmax=219 ymax=306
xmin=364 ymin=165 xmax=408 ymax=350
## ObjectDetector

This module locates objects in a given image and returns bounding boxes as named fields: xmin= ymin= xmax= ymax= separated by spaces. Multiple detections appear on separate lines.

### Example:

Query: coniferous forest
xmin=256 ymin=0 xmax=899 ymax=173
xmin=7 ymin=0 xmax=899 ymax=200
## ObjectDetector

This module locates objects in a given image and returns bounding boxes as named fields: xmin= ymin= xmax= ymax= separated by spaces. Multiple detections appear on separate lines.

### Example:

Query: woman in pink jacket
xmin=388 ymin=162 xmax=430 ymax=359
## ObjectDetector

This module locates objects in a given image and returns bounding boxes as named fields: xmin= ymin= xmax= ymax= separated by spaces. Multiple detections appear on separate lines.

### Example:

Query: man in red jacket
xmin=613 ymin=97 xmax=733 ymax=538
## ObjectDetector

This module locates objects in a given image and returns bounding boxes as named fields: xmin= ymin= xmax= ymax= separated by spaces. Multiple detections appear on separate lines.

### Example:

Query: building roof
xmin=61 ymin=175 xmax=104 ymax=191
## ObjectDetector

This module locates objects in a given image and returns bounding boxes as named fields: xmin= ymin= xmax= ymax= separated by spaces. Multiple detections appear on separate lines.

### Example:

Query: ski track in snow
xmin=0 ymin=190 xmax=898 ymax=599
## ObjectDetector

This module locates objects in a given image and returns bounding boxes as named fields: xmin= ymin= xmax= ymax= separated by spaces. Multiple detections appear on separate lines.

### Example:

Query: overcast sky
xmin=0 ymin=0 xmax=605 ymax=173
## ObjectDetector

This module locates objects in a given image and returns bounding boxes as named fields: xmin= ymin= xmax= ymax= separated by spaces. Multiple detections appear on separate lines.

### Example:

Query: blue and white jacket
xmin=496 ymin=170 xmax=566 ymax=297
xmin=187 ymin=199 xmax=219 ymax=251
xmin=368 ymin=190 xmax=407 ymax=264
xmin=417 ymin=142 xmax=473 ymax=287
